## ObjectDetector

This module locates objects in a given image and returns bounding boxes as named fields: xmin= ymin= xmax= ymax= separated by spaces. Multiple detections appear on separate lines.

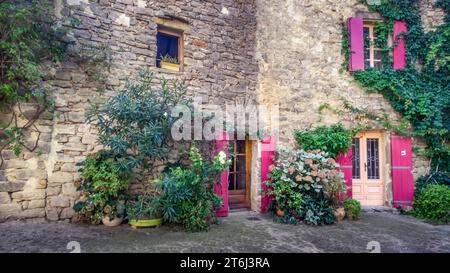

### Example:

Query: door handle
xmin=364 ymin=162 xmax=367 ymax=173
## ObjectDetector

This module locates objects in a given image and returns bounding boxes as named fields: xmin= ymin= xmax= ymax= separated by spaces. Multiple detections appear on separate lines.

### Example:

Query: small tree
xmin=89 ymin=69 xmax=188 ymax=173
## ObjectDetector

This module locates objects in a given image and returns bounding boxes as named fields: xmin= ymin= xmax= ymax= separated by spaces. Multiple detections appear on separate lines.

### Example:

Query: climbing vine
xmin=0 ymin=1 xmax=113 ymax=167
xmin=0 ymin=0 xmax=68 ymax=166
xmin=343 ymin=0 xmax=450 ymax=174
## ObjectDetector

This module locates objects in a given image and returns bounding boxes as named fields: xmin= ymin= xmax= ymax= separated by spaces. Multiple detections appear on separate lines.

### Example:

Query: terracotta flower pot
xmin=276 ymin=208 xmax=285 ymax=217
xmin=334 ymin=207 xmax=345 ymax=221
xmin=102 ymin=216 xmax=123 ymax=227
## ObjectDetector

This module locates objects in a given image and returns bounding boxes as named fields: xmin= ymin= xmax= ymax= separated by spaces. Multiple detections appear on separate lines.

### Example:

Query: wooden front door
xmin=228 ymin=138 xmax=252 ymax=209
xmin=351 ymin=132 xmax=385 ymax=206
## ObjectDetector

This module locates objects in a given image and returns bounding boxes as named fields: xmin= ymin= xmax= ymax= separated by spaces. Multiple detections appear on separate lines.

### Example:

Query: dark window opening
xmin=156 ymin=30 xmax=181 ymax=68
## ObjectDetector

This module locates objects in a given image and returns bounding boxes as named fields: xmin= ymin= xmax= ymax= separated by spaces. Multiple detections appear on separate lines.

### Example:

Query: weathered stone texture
xmin=419 ymin=0 xmax=446 ymax=32
xmin=0 ymin=0 xmax=441 ymax=220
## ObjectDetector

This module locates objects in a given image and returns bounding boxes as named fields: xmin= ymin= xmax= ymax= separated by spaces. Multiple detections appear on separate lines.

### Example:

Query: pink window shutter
xmin=348 ymin=17 xmax=365 ymax=71
xmin=260 ymin=135 xmax=276 ymax=213
xmin=390 ymin=135 xmax=414 ymax=207
xmin=336 ymin=149 xmax=353 ymax=198
xmin=393 ymin=21 xmax=407 ymax=70
xmin=214 ymin=131 xmax=230 ymax=217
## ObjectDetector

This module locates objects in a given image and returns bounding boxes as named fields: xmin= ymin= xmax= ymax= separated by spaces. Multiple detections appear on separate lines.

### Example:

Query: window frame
xmin=363 ymin=21 xmax=383 ymax=69
xmin=156 ymin=26 xmax=184 ymax=71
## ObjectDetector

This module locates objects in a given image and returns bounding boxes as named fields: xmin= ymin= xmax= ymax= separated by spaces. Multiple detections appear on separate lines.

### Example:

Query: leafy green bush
xmin=415 ymin=172 xmax=450 ymax=195
xmin=302 ymin=196 xmax=335 ymax=225
xmin=156 ymin=146 xmax=230 ymax=232
xmin=125 ymin=193 xmax=162 ymax=221
xmin=412 ymin=184 xmax=450 ymax=224
xmin=90 ymin=69 xmax=188 ymax=173
xmin=73 ymin=150 xmax=130 ymax=224
xmin=343 ymin=199 xmax=362 ymax=220
xmin=294 ymin=123 xmax=354 ymax=159
xmin=265 ymin=149 xmax=346 ymax=225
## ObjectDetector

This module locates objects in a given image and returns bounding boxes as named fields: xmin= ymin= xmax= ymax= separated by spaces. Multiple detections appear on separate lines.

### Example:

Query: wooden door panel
xmin=353 ymin=132 xmax=385 ymax=206
xmin=228 ymin=138 xmax=251 ymax=208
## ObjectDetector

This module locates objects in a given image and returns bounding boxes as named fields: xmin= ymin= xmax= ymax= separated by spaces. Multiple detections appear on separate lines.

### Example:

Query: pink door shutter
xmin=393 ymin=21 xmax=407 ymax=70
xmin=214 ymin=131 xmax=230 ymax=217
xmin=260 ymin=135 xmax=276 ymax=213
xmin=348 ymin=17 xmax=365 ymax=71
xmin=390 ymin=135 xmax=414 ymax=207
xmin=336 ymin=149 xmax=353 ymax=198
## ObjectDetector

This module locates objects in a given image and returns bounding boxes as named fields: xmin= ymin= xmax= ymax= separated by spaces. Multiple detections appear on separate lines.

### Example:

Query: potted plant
xmin=101 ymin=200 xmax=125 ymax=226
xmin=160 ymin=54 xmax=180 ymax=71
xmin=73 ymin=150 xmax=130 ymax=226
xmin=344 ymin=198 xmax=362 ymax=220
xmin=324 ymin=174 xmax=348 ymax=221
xmin=126 ymin=193 xmax=163 ymax=228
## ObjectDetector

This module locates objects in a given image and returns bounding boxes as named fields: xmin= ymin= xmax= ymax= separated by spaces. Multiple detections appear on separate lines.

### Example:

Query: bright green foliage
xmin=73 ymin=150 xmax=130 ymax=224
xmin=156 ymin=146 xmax=231 ymax=232
xmin=347 ymin=0 xmax=450 ymax=174
xmin=265 ymin=149 xmax=347 ymax=225
xmin=90 ymin=69 xmax=188 ymax=173
xmin=343 ymin=198 xmax=362 ymax=220
xmin=412 ymin=184 xmax=450 ymax=223
xmin=294 ymin=123 xmax=354 ymax=159
xmin=0 ymin=0 xmax=67 ymax=161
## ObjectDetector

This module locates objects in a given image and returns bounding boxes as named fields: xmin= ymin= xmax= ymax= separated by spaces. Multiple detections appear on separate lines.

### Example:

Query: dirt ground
xmin=0 ymin=210 xmax=449 ymax=253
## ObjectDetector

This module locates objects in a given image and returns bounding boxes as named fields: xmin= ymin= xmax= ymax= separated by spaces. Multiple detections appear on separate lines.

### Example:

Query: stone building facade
xmin=0 ymin=0 xmax=445 ymax=221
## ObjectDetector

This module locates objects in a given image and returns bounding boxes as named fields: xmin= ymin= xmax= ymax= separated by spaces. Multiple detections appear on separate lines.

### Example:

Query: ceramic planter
xmin=160 ymin=61 xmax=180 ymax=71
xmin=102 ymin=216 xmax=123 ymax=227
xmin=129 ymin=218 xmax=163 ymax=228
xmin=334 ymin=207 xmax=346 ymax=221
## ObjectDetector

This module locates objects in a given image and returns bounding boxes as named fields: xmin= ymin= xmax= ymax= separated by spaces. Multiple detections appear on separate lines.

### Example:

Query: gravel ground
xmin=0 ymin=210 xmax=449 ymax=253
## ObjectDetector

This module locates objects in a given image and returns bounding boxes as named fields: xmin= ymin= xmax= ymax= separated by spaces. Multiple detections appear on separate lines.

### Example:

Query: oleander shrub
xmin=89 ymin=68 xmax=188 ymax=173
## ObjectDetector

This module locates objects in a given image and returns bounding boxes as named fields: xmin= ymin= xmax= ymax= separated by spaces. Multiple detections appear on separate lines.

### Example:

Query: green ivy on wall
xmin=0 ymin=0 xmax=68 ymax=166
xmin=343 ymin=0 xmax=449 ymax=174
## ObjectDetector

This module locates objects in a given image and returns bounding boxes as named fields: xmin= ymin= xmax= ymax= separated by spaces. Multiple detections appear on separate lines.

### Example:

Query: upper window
xmin=363 ymin=22 xmax=383 ymax=69
xmin=156 ymin=27 xmax=183 ymax=71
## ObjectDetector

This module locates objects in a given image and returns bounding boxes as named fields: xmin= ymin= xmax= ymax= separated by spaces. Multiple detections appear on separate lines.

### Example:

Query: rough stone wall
xmin=0 ymin=0 xmax=444 ymax=220
xmin=0 ymin=104 xmax=53 ymax=220
xmin=419 ymin=0 xmax=446 ymax=32
xmin=1 ymin=0 xmax=258 ymax=221
xmin=254 ymin=0 xmax=431 ymax=196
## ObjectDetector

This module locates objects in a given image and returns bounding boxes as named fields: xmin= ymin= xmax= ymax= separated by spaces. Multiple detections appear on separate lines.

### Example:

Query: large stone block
xmin=49 ymin=196 xmax=70 ymax=208
xmin=0 ymin=181 xmax=26 ymax=192
xmin=0 ymin=192 xmax=10 ymax=204
xmin=28 ymin=199 xmax=46 ymax=209
xmin=62 ymin=183 xmax=78 ymax=197
xmin=48 ymin=172 xmax=74 ymax=185
xmin=46 ymin=186 xmax=61 ymax=196
xmin=11 ymin=189 xmax=46 ymax=201
xmin=45 ymin=207 xmax=60 ymax=221
xmin=0 ymin=203 xmax=22 ymax=219
xmin=60 ymin=207 xmax=75 ymax=219
xmin=19 ymin=208 xmax=46 ymax=218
